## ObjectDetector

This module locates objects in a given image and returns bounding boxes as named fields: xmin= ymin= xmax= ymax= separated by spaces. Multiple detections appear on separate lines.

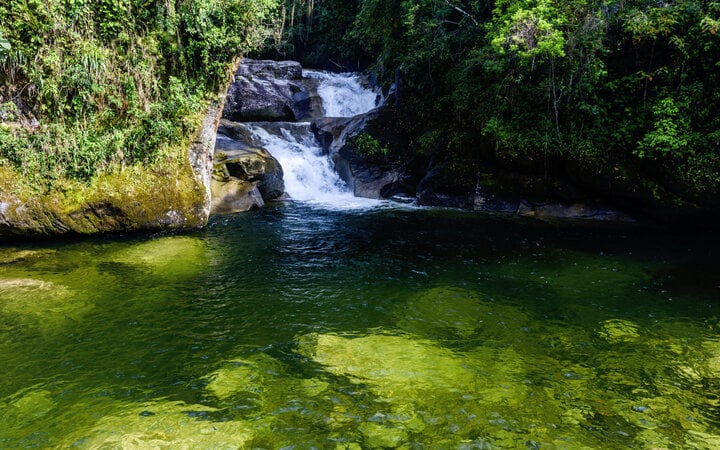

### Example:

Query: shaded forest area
xmin=270 ymin=0 xmax=720 ymax=219
xmin=1 ymin=0 xmax=719 ymax=219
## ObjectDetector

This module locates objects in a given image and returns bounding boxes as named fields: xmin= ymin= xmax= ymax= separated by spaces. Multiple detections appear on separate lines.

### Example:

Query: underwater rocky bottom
xmin=1 ymin=204 xmax=719 ymax=448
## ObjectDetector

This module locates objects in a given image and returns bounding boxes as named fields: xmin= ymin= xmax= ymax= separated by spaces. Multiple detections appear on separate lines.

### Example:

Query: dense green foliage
xmin=261 ymin=0 xmax=367 ymax=69
xmin=0 ymin=0 xmax=278 ymax=187
xmin=292 ymin=0 xmax=720 ymax=205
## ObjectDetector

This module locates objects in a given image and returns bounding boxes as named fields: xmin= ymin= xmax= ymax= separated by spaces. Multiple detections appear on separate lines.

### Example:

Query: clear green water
xmin=1 ymin=204 xmax=719 ymax=448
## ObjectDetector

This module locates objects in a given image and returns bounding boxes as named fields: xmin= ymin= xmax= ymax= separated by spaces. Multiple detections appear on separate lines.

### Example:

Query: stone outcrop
xmin=312 ymin=106 xmax=407 ymax=199
xmin=222 ymin=59 xmax=322 ymax=122
xmin=312 ymin=103 xmax=641 ymax=223
xmin=0 ymin=101 xmax=221 ymax=239
xmin=211 ymin=120 xmax=285 ymax=213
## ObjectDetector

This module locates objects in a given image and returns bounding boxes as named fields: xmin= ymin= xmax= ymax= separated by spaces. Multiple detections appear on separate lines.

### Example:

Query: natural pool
xmin=1 ymin=203 xmax=719 ymax=448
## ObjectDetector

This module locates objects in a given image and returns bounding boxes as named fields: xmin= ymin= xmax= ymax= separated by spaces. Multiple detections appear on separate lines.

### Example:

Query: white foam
xmin=233 ymin=70 xmax=387 ymax=210
xmin=305 ymin=71 xmax=381 ymax=117
xmin=242 ymin=123 xmax=384 ymax=211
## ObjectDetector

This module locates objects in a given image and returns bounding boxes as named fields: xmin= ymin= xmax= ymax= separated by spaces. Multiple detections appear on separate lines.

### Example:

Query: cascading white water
xmin=245 ymin=71 xmax=384 ymax=209
xmin=241 ymin=122 xmax=352 ymax=205
xmin=304 ymin=71 xmax=381 ymax=117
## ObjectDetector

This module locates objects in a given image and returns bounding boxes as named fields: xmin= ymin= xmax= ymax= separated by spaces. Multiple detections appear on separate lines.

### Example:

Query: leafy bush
xmin=0 ymin=0 xmax=280 ymax=189
xmin=343 ymin=0 xmax=720 ymax=197
xmin=354 ymin=132 xmax=389 ymax=159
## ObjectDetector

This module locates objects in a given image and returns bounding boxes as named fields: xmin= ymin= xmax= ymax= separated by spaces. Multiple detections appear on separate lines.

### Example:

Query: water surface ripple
xmin=1 ymin=205 xmax=719 ymax=448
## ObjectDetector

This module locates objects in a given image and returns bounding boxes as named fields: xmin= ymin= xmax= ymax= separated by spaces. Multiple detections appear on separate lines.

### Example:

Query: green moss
xmin=0 ymin=248 xmax=57 ymax=265
xmin=358 ymin=422 xmax=408 ymax=448
xmin=0 ymin=386 xmax=55 ymax=429
xmin=298 ymin=333 xmax=478 ymax=402
xmin=596 ymin=319 xmax=641 ymax=344
xmin=204 ymin=353 xmax=284 ymax=403
xmin=0 ymin=122 xmax=209 ymax=236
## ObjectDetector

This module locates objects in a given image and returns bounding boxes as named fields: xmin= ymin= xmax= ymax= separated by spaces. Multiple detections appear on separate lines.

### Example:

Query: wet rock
xmin=211 ymin=178 xmax=264 ymax=213
xmin=62 ymin=401 xmax=254 ymax=448
xmin=237 ymin=59 xmax=302 ymax=79
xmin=597 ymin=319 xmax=641 ymax=344
xmin=311 ymin=107 xmax=407 ymax=199
xmin=222 ymin=59 xmax=310 ymax=122
xmin=211 ymin=122 xmax=285 ymax=213
xmin=416 ymin=164 xmax=475 ymax=209
xmin=517 ymin=201 xmax=636 ymax=223
xmin=214 ymin=147 xmax=284 ymax=201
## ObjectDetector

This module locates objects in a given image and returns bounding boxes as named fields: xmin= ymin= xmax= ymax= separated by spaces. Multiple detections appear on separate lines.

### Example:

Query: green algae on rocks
xmin=62 ymin=401 xmax=255 ymax=449
xmin=0 ymin=103 xmax=218 ymax=239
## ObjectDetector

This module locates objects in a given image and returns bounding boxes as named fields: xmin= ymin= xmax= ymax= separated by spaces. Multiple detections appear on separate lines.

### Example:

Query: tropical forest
xmin=1 ymin=1 xmax=720 ymax=448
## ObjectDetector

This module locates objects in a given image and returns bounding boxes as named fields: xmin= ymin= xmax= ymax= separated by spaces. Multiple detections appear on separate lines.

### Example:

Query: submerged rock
xmin=358 ymin=422 xmax=408 ymax=448
xmin=298 ymin=333 xmax=478 ymax=402
xmin=0 ymin=277 xmax=89 ymax=333
xmin=0 ymin=248 xmax=57 ymax=265
xmin=105 ymin=236 xmax=207 ymax=279
xmin=0 ymin=386 xmax=55 ymax=429
xmin=204 ymin=353 xmax=285 ymax=403
xmin=62 ymin=401 xmax=254 ymax=448
xmin=596 ymin=319 xmax=641 ymax=344
xmin=397 ymin=285 xmax=530 ymax=340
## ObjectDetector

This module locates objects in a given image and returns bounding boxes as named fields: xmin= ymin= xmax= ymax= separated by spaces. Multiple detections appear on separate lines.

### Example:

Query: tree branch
xmin=444 ymin=0 xmax=479 ymax=26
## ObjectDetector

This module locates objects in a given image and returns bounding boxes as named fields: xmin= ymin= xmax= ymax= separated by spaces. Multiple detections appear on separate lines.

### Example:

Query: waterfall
xmin=241 ymin=71 xmax=384 ymax=210
xmin=305 ymin=71 xmax=381 ymax=117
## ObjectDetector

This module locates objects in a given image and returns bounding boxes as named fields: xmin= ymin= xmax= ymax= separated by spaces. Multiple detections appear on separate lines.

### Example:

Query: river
xmin=1 ymin=71 xmax=719 ymax=448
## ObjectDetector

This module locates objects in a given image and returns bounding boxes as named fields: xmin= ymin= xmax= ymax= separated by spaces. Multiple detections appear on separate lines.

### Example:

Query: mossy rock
xmin=397 ymin=285 xmax=531 ymax=341
xmin=61 ymin=400 xmax=254 ymax=448
xmin=104 ymin=236 xmax=207 ymax=279
xmin=0 ymin=104 xmax=217 ymax=239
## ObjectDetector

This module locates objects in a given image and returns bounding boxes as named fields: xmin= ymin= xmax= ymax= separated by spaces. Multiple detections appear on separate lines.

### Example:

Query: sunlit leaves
xmin=636 ymin=97 xmax=691 ymax=159
xmin=490 ymin=0 xmax=566 ymax=62
xmin=0 ymin=32 xmax=10 ymax=57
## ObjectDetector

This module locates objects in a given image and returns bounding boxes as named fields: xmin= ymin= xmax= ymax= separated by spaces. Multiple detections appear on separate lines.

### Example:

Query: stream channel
xmin=0 ymin=71 xmax=719 ymax=448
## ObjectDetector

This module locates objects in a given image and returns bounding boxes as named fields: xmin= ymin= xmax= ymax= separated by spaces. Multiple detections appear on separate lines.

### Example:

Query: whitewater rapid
xmin=246 ymin=71 xmax=385 ymax=210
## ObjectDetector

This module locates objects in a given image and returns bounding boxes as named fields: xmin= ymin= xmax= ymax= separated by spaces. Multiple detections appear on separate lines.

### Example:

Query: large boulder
xmin=210 ymin=120 xmax=285 ymax=214
xmin=311 ymin=106 xmax=410 ymax=199
xmin=222 ymin=59 xmax=321 ymax=122
xmin=0 ymin=100 xmax=220 ymax=239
